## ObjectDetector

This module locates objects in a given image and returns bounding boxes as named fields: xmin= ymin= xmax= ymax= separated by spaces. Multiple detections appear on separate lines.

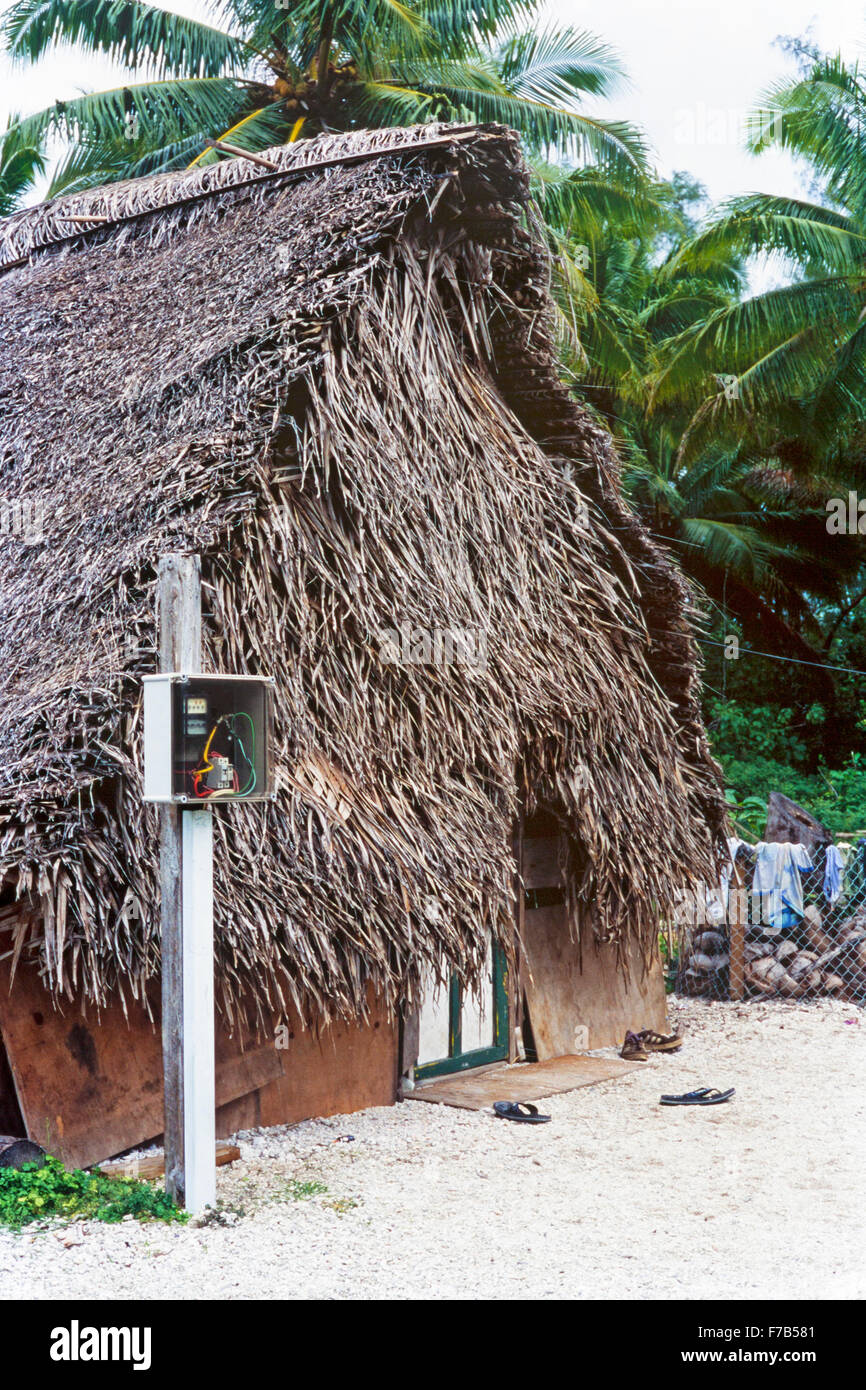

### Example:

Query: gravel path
xmin=2 ymin=996 xmax=863 ymax=1300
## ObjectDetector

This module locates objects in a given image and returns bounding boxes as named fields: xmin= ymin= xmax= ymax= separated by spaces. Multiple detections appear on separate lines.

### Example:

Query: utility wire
xmin=698 ymin=636 xmax=866 ymax=678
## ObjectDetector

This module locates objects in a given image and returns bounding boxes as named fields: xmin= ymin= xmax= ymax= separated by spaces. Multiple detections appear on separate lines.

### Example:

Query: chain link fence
xmin=672 ymin=839 xmax=866 ymax=1003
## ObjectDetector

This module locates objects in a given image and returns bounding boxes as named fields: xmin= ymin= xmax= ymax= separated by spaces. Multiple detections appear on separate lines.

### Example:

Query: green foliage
xmin=2 ymin=0 xmax=646 ymax=190
xmin=651 ymin=45 xmax=866 ymax=501
xmin=0 ymin=1156 xmax=189 ymax=1231
xmin=724 ymin=788 xmax=767 ymax=839
xmin=541 ymin=146 xmax=856 ymax=645
xmin=716 ymin=752 xmax=866 ymax=836
xmin=707 ymin=698 xmax=808 ymax=763
xmin=719 ymin=754 xmax=814 ymax=808
xmin=534 ymin=33 xmax=866 ymax=656
xmin=812 ymin=754 xmax=866 ymax=832
xmin=0 ymin=113 xmax=45 ymax=213
xmin=707 ymin=685 xmax=866 ymax=835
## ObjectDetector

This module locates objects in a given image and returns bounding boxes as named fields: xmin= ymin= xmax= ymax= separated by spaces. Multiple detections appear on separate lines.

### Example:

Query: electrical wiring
xmin=191 ymin=720 xmax=220 ymax=798
xmin=189 ymin=711 xmax=256 ymax=798
xmin=227 ymin=712 xmax=256 ymax=795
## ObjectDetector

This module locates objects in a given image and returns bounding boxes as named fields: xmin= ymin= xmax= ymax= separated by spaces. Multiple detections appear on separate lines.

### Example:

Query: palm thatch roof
xmin=0 ymin=122 xmax=726 ymax=1029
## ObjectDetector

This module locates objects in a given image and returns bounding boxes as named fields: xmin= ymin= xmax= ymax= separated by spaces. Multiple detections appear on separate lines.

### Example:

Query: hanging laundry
xmin=824 ymin=844 xmax=846 ymax=904
xmin=752 ymin=841 xmax=814 ymax=931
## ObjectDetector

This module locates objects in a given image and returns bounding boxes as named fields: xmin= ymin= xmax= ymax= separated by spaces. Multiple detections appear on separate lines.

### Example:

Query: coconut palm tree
xmin=2 ymin=0 xmax=647 ymax=193
xmin=541 ymin=161 xmax=865 ymax=653
xmin=612 ymin=48 xmax=866 ymax=650
xmin=0 ymin=114 xmax=45 ymax=213
xmin=650 ymin=51 xmax=866 ymax=469
xmin=538 ymin=167 xmax=739 ymax=411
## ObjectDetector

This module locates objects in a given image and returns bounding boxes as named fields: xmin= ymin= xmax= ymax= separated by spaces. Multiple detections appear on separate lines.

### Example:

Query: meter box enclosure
xmin=143 ymin=673 xmax=274 ymax=803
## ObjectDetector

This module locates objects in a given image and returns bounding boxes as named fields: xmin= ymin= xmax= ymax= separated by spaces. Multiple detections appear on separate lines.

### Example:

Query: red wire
xmin=192 ymin=771 xmax=212 ymax=798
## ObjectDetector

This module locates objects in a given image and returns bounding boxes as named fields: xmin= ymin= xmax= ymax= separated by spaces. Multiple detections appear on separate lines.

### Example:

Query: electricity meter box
xmin=142 ymin=674 xmax=274 ymax=803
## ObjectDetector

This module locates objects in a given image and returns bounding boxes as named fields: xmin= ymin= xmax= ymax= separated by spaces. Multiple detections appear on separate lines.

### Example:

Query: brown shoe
xmin=638 ymin=1028 xmax=683 ymax=1053
xmin=620 ymin=1030 xmax=649 ymax=1061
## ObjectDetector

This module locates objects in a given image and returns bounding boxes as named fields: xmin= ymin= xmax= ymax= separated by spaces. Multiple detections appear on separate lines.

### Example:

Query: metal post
xmin=181 ymin=806 xmax=216 ymax=1213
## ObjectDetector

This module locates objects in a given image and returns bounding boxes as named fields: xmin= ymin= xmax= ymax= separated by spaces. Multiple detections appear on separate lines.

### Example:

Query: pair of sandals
xmin=491 ymin=1082 xmax=735 ymax=1122
xmin=620 ymin=1028 xmax=682 ymax=1061
xmin=491 ymin=1085 xmax=735 ymax=1120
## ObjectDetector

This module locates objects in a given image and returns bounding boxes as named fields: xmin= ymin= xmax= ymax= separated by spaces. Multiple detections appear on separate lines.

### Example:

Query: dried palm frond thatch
xmin=0 ymin=123 xmax=726 ymax=1029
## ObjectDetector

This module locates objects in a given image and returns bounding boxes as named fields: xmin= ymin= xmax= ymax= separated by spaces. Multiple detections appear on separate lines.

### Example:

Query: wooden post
xmin=728 ymin=860 xmax=747 ymax=1002
xmin=204 ymin=138 xmax=280 ymax=170
xmin=158 ymin=555 xmax=202 ymax=1208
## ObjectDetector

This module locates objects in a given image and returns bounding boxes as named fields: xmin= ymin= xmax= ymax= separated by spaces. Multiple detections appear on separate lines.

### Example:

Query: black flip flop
xmin=493 ymin=1101 xmax=551 ymax=1124
xmin=659 ymin=1087 xmax=735 ymax=1106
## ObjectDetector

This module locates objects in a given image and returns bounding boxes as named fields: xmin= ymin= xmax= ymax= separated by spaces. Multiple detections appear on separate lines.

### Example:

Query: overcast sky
xmin=2 ymin=0 xmax=865 ymax=212
xmin=547 ymin=0 xmax=866 ymax=203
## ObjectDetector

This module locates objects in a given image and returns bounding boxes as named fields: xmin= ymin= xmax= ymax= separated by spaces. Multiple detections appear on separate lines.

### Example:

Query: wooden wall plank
xmin=522 ymin=904 xmax=667 ymax=1055
xmin=257 ymin=1000 xmax=398 ymax=1128
xmin=0 ymin=961 xmax=165 ymax=1169
xmin=0 ymin=955 xmax=398 ymax=1167
xmin=216 ymin=1089 xmax=260 ymax=1137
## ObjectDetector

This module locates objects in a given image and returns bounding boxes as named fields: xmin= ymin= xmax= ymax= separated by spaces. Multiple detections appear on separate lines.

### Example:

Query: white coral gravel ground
xmin=2 ymin=996 xmax=862 ymax=1300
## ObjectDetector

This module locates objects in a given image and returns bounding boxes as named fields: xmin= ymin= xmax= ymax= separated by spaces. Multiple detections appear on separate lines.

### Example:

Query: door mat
xmin=405 ymin=1053 xmax=636 ymax=1110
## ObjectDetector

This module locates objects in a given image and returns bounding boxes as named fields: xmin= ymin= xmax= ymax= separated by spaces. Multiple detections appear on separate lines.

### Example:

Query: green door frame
xmin=415 ymin=942 xmax=509 ymax=1080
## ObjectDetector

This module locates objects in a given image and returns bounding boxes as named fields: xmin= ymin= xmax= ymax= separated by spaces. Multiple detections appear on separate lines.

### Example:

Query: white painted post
xmin=181 ymin=806 xmax=216 ymax=1213
xmin=159 ymin=554 xmax=201 ymax=1207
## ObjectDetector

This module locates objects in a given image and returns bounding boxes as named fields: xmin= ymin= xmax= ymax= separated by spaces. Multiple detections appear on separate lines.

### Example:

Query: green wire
xmin=228 ymin=712 xmax=256 ymax=795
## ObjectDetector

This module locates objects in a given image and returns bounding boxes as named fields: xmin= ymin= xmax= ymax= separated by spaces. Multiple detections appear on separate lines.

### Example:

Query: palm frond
xmin=48 ymin=129 xmax=204 ymax=192
xmin=679 ymin=517 xmax=787 ymax=583
xmin=650 ymin=276 xmax=863 ymax=411
xmin=0 ymin=113 xmax=46 ymax=214
xmin=531 ymin=161 xmax=663 ymax=235
xmin=348 ymin=79 xmax=439 ymax=127
xmin=2 ymin=0 xmax=251 ymax=78
xmin=495 ymin=23 xmax=626 ymax=103
xmin=661 ymin=194 xmax=863 ymax=279
xmin=9 ymin=76 xmax=253 ymax=151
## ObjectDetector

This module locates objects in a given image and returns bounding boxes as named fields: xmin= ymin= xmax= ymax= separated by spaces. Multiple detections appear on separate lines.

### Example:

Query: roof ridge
xmin=0 ymin=122 xmax=506 ymax=270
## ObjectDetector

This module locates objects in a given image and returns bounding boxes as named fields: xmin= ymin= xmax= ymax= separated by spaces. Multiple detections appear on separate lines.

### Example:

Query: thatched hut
xmin=0 ymin=124 xmax=726 ymax=1162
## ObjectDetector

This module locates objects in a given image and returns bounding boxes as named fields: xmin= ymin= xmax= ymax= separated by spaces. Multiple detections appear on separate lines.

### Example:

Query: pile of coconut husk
xmin=678 ymin=921 xmax=729 ymax=996
xmin=679 ymin=901 xmax=866 ymax=1002
xmin=745 ymin=904 xmax=866 ymax=999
